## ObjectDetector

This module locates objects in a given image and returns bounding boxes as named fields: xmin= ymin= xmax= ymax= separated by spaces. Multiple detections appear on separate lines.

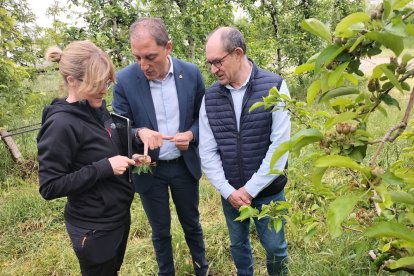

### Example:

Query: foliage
xmin=142 ymin=0 xmax=234 ymax=84
xmin=235 ymin=0 xmax=364 ymax=72
xmin=67 ymin=0 xmax=141 ymax=67
xmin=0 ymin=0 xmax=35 ymax=126
xmin=244 ymin=0 xmax=414 ymax=272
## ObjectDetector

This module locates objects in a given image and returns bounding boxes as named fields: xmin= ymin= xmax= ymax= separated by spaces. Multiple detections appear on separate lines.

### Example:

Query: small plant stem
xmin=402 ymin=9 xmax=414 ymax=21
xmin=363 ymin=71 xmax=414 ymax=115
xmin=370 ymin=85 xmax=414 ymax=166
xmin=288 ymin=108 xmax=311 ymax=128
xmin=372 ymin=190 xmax=382 ymax=216
xmin=342 ymin=225 xmax=363 ymax=233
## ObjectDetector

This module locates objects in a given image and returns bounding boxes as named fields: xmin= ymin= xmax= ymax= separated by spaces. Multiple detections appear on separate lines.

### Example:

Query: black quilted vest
xmin=205 ymin=61 xmax=287 ymax=198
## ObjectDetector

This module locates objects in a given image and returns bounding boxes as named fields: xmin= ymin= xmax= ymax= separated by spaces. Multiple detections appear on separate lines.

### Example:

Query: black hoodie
xmin=37 ymin=98 xmax=134 ymax=230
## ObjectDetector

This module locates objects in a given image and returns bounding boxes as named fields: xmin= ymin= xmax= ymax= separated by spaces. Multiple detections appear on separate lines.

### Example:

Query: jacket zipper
xmin=224 ymin=90 xmax=246 ymax=186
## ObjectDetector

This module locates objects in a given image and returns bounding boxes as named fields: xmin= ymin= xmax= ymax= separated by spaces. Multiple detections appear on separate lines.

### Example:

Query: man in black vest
xmin=199 ymin=27 xmax=291 ymax=275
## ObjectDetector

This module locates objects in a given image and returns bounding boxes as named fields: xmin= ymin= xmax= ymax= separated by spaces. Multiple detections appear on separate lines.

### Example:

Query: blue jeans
xmin=221 ymin=190 xmax=288 ymax=276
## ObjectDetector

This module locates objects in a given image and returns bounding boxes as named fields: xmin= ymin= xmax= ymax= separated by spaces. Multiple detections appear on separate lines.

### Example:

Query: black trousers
xmin=139 ymin=158 xmax=208 ymax=276
xmin=65 ymin=219 xmax=130 ymax=276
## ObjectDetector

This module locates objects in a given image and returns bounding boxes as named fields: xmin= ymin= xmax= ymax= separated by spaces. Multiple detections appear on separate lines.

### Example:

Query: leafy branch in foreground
xmin=131 ymin=154 xmax=155 ymax=175
xmin=241 ymin=1 xmax=414 ymax=273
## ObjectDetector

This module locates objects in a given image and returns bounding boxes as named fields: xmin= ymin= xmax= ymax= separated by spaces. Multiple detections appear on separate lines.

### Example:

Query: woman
xmin=37 ymin=41 xmax=146 ymax=275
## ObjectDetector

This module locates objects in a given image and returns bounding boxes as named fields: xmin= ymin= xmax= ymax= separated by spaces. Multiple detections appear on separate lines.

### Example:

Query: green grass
xmin=1 ymin=73 xmax=413 ymax=275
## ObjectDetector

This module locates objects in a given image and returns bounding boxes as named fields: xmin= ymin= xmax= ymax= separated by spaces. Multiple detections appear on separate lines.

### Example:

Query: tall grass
xmin=0 ymin=73 xmax=411 ymax=275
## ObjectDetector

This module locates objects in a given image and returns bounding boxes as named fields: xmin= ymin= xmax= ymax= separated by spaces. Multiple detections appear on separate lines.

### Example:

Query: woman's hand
xmin=132 ymin=154 xmax=151 ymax=166
xmin=108 ymin=155 xmax=135 ymax=175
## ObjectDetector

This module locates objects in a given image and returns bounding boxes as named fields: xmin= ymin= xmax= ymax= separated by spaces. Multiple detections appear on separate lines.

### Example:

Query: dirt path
xmin=360 ymin=57 xmax=390 ymax=73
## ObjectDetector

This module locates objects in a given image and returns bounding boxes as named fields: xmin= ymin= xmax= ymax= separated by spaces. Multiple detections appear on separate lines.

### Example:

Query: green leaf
xmin=325 ymin=111 xmax=358 ymax=128
xmin=132 ymin=163 xmax=153 ymax=174
xmin=392 ymin=0 xmax=412 ymax=9
xmin=312 ymin=167 xmax=328 ymax=187
xmin=270 ymin=141 xmax=290 ymax=171
xmin=365 ymin=31 xmax=404 ymax=56
xmin=376 ymin=104 xmax=388 ymax=117
xmin=270 ymin=129 xmax=323 ymax=169
xmin=383 ymin=0 xmax=392 ymax=19
xmin=319 ymin=87 xmax=359 ymax=103
xmin=304 ymin=222 xmax=319 ymax=243
xmin=307 ymin=80 xmax=321 ymax=106
xmin=407 ymin=24 xmax=414 ymax=36
xmin=348 ymin=147 xmax=365 ymax=163
xmin=401 ymin=82 xmax=411 ymax=91
xmin=330 ymin=98 xmax=352 ymax=108
xmin=335 ymin=12 xmax=371 ymax=38
xmin=374 ymin=183 xmax=392 ymax=208
xmin=294 ymin=63 xmax=315 ymax=75
xmin=315 ymin=45 xmax=345 ymax=74
xmin=389 ymin=191 xmax=414 ymax=205
xmin=272 ymin=218 xmax=283 ymax=233
xmin=388 ymin=256 xmax=414 ymax=270
xmin=343 ymin=72 xmax=359 ymax=86
xmin=381 ymin=170 xmax=405 ymax=186
xmin=327 ymin=195 xmax=359 ymax=238
xmin=364 ymin=222 xmax=414 ymax=243
xmin=378 ymin=64 xmax=404 ymax=92
xmin=406 ymin=213 xmax=414 ymax=224
xmin=314 ymin=155 xmax=371 ymax=177
xmin=300 ymin=18 xmax=332 ymax=42
xmin=380 ymin=94 xmax=401 ymax=110
xmin=290 ymin=128 xmax=324 ymax=153
xmin=349 ymin=35 xmax=365 ymax=52
xmin=249 ymin=101 xmax=265 ymax=112
xmin=328 ymin=62 xmax=349 ymax=88
xmin=235 ymin=205 xmax=259 ymax=222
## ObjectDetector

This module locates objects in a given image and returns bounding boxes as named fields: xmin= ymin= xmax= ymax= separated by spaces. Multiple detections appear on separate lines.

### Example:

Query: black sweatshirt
xmin=37 ymin=98 xmax=134 ymax=230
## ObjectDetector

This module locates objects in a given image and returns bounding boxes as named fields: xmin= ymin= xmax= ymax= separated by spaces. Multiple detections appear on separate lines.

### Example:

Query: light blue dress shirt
xmin=199 ymin=69 xmax=291 ymax=199
xmin=149 ymin=56 xmax=181 ymax=160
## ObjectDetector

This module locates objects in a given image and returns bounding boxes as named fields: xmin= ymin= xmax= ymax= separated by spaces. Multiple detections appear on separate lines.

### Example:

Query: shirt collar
xmin=150 ymin=55 xmax=174 ymax=82
xmin=165 ymin=55 xmax=174 ymax=80
xmin=225 ymin=62 xmax=252 ymax=91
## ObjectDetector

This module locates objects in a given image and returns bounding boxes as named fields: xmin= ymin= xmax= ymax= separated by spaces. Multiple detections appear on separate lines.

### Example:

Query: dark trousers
xmin=65 ymin=219 xmax=130 ymax=276
xmin=139 ymin=158 xmax=208 ymax=276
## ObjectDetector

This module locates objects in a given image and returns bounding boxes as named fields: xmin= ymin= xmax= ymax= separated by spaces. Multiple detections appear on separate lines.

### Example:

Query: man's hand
xmin=108 ymin=155 xmax=135 ymax=175
xmin=227 ymin=187 xmax=253 ymax=210
xmin=170 ymin=131 xmax=193 ymax=151
xmin=137 ymin=128 xmax=172 ymax=151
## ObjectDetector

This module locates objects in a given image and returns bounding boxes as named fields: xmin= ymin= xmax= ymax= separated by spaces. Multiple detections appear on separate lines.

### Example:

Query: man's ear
xmin=234 ymin=47 xmax=245 ymax=58
xmin=166 ymin=40 xmax=173 ymax=55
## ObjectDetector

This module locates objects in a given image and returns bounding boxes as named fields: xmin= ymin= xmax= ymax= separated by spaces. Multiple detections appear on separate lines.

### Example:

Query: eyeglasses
xmin=206 ymin=51 xmax=233 ymax=69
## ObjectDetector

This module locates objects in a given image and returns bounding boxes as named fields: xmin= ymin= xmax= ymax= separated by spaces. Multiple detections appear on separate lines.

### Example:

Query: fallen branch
xmin=0 ymin=128 xmax=24 ymax=163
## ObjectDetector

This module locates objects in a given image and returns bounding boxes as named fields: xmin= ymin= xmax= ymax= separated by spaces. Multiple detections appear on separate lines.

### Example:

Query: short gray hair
xmin=211 ymin=27 xmax=247 ymax=54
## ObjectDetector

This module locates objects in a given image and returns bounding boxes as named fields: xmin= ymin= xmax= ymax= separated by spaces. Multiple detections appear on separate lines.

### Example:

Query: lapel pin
xmin=179 ymin=74 xmax=183 ymax=79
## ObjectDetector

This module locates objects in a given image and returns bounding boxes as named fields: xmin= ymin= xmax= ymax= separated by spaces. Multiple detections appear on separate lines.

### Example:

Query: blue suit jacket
xmin=112 ymin=58 xmax=205 ymax=193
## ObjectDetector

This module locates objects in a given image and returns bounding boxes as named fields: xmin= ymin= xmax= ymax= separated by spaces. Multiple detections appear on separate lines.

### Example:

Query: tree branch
xmin=370 ymin=85 xmax=414 ymax=166
xmin=365 ymin=70 xmax=414 ymax=115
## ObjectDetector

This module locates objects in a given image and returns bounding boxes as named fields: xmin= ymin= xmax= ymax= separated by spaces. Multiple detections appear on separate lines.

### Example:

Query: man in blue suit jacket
xmin=112 ymin=17 xmax=208 ymax=276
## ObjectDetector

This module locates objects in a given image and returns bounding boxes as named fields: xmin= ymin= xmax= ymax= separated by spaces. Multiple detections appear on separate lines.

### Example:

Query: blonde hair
xmin=45 ymin=41 xmax=115 ymax=96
